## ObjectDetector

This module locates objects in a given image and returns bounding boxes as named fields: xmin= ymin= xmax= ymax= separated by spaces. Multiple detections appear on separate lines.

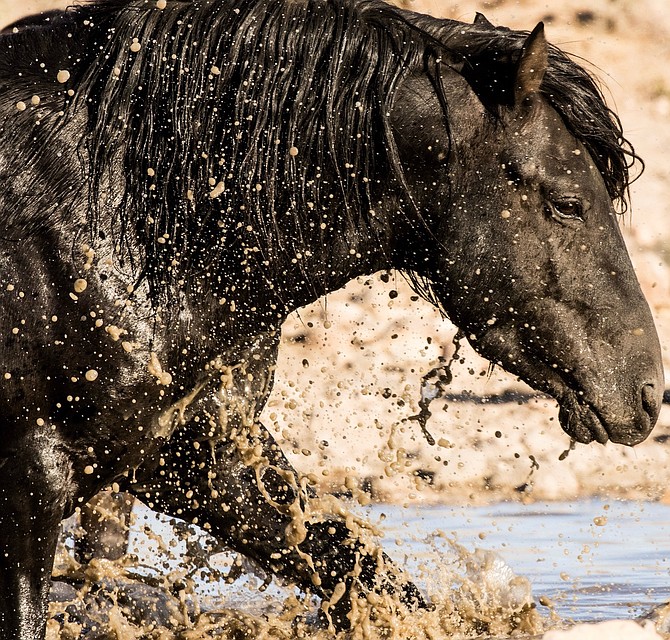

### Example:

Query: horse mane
xmin=72 ymin=0 xmax=433 ymax=301
xmin=2 ymin=0 xmax=639 ymax=306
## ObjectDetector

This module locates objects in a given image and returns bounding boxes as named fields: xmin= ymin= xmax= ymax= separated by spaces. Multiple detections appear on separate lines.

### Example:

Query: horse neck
xmin=253 ymin=205 xmax=397 ymax=312
xmin=0 ymin=13 xmax=89 ymax=80
xmin=313 ymin=226 xmax=392 ymax=296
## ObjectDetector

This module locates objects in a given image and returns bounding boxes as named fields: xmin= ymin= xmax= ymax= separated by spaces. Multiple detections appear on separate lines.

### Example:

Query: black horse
xmin=0 ymin=1 xmax=663 ymax=637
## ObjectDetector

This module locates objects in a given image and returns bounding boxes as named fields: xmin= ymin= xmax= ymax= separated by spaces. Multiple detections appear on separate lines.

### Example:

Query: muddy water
xmin=48 ymin=498 xmax=668 ymax=639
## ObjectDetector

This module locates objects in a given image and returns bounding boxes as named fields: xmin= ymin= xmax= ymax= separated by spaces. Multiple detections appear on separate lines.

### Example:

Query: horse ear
xmin=514 ymin=22 xmax=548 ymax=105
xmin=473 ymin=12 xmax=494 ymax=28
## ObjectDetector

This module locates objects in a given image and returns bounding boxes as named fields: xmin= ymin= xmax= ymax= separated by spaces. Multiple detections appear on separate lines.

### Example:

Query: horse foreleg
xmin=127 ymin=420 xmax=425 ymax=630
xmin=0 ymin=430 xmax=72 ymax=640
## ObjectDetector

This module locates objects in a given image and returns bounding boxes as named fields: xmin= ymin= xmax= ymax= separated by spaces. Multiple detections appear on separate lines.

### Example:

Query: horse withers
xmin=0 ymin=1 xmax=663 ymax=638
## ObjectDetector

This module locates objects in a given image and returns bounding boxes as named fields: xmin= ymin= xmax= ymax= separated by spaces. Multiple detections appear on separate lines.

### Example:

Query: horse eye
xmin=546 ymin=198 xmax=584 ymax=223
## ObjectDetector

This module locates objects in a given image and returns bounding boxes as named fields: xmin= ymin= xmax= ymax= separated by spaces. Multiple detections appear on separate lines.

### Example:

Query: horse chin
xmin=469 ymin=330 xmax=649 ymax=446
xmin=492 ymin=350 xmax=612 ymax=445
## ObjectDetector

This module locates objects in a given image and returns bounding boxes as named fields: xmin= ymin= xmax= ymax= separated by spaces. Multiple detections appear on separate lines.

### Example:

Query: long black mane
xmin=1 ymin=0 xmax=639 ymax=304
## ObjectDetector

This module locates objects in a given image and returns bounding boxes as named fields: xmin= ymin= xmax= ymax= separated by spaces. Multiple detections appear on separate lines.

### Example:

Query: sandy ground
xmin=3 ymin=1 xmax=670 ymax=638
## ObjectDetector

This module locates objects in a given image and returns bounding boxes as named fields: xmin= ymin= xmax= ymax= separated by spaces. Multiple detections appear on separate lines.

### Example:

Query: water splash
xmin=48 ymin=511 xmax=546 ymax=639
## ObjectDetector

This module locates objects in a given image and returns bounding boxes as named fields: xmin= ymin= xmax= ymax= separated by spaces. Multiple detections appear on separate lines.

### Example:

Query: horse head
xmin=392 ymin=23 xmax=663 ymax=446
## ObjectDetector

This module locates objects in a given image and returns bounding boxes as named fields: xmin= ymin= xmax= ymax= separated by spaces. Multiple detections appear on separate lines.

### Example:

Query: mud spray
xmin=45 ymin=332 xmax=547 ymax=640
xmin=48 ymin=505 xmax=546 ymax=639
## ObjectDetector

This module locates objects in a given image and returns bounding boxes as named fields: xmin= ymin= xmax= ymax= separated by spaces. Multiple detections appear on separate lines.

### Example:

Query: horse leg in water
xmin=123 ymin=332 xmax=424 ymax=630
xmin=125 ymin=418 xmax=424 ymax=629
xmin=0 ymin=430 xmax=73 ymax=638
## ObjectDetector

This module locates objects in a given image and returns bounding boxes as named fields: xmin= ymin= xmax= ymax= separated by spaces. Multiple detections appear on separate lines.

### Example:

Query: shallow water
xmin=370 ymin=500 xmax=670 ymax=624
xmin=124 ymin=498 xmax=670 ymax=626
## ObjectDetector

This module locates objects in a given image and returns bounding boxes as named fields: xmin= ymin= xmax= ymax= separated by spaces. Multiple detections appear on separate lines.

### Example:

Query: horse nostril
xmin=640 ymin=383 xmax=660 ymax=422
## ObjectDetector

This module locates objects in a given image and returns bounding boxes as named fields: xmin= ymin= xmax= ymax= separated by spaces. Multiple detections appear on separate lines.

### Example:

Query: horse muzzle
xmin=558 ymin=377 xmax=663 ymax=446
xmin=462 ymin=315 xmax=664 ymax=447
